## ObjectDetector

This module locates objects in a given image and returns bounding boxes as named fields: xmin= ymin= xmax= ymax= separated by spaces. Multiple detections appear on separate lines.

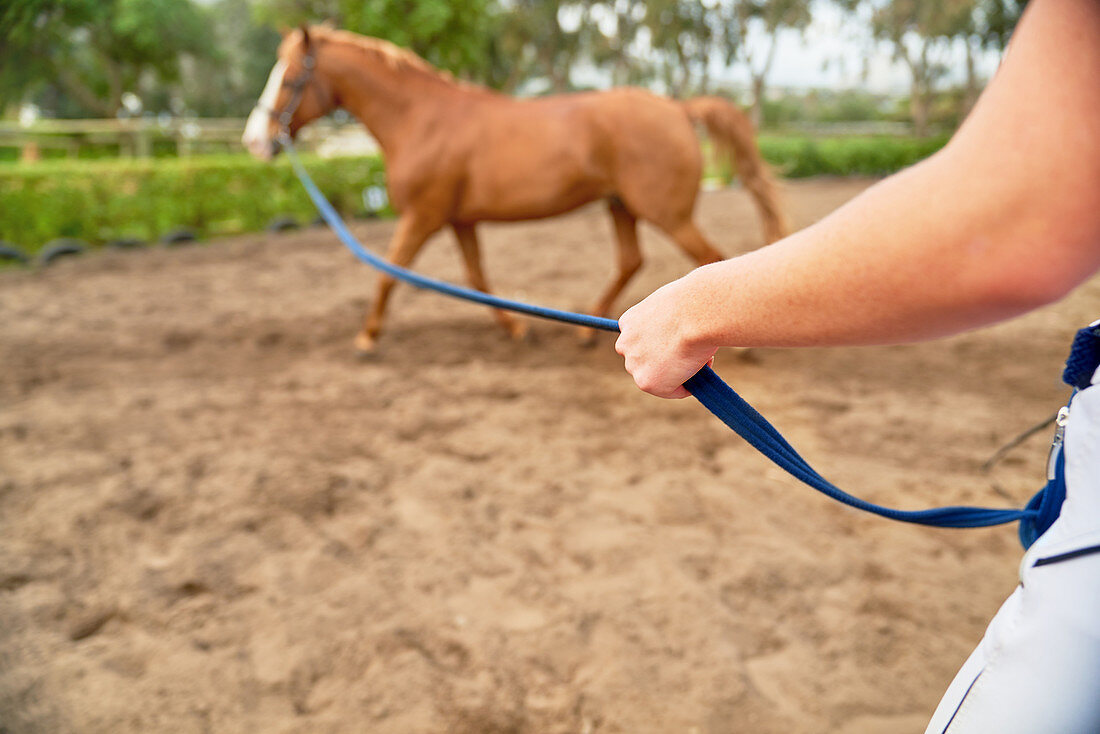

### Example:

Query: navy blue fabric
xmin=1063 ymin=324 xmax=1100 ymax=390
xmin=1018 ymin=447 xmax=1066 ymax=549
xmin=1016 ymin=326 xmax=1099 ymax=548
xmin=684 ymin=367 xmax=1030 ymax=528
xmin=284 ymin=142 xmax=1043 ymax=534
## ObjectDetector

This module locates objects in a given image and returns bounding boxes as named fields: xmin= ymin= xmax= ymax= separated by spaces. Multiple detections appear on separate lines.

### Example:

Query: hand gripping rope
xmin=281 ymin=135 xmax=1098 ymax=546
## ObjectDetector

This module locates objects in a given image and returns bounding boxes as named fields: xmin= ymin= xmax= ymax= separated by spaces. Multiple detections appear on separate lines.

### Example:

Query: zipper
xmin=1046 ymin=405 xmax=1071 ymax=481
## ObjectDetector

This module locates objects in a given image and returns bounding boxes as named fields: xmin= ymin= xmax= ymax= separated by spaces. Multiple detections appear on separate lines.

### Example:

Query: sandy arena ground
xmin=2 ymin=179 xmax=1098 ymax=734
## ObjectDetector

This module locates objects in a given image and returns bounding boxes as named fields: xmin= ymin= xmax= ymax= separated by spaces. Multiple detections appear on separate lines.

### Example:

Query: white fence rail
xmin=0 ymin=117 xmax=923 ymax=163
xmin=0 ymin=118 xmax=378 ymax=160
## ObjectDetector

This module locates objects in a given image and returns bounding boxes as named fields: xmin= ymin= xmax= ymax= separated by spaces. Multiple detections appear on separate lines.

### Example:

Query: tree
xmin=583 ymin=0 xmax=740 ymax=98
xmin=641 ymin=0 xmax=713 ymax=97
xmin=974 ymin=0 xmax=1027 ymax=50
xmin=255 ymin=0 xmax=501 ymax=82
xmin=585 ymin=0 xmax=651 ymax=87
xmin=1 ymin=0 xmax=215 ymax=117
xmin=179 ymin=0 xmax=282 ymax=116
xmin=964 ymin=0 xmax=1027 ymax=111
xmin=735 ymin=0 xmax=812 ymax=127
xmin=865 ymin=0 xmax=975 ymax=137
xmin=492 ymin=0 xmax=593 ymax=93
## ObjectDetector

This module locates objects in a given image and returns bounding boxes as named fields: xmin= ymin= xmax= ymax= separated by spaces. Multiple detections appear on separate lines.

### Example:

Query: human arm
xmin=616 ymin=0 xmax=1100 ymax=398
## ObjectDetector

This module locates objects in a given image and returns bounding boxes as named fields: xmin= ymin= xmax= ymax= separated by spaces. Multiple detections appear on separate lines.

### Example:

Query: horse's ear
xmin=319 ymin=18 xmax=336 ymax=30
xmin=300 ymin=23 xmax=311 ymax=49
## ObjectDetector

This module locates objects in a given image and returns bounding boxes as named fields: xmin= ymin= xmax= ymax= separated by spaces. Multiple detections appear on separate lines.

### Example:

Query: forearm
xmin=618 ymin=0 xmax=1100 ymax=398
xmin=682 ymin=157 xmax=1082 ymax=349
xmin=679 ymin=0 xmax=1100 ymax=350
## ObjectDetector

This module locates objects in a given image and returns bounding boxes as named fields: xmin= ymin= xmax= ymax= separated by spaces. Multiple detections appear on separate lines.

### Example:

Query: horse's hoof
xmin=507 ymin=321 xmax=530 ymax=342
xmin=353 ymin=332 xmax=376 ymax=357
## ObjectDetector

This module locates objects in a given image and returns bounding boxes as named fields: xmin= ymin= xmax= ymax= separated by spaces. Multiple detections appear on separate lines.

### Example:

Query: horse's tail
xmin=681 ymin=96 xmax=790 ymax=243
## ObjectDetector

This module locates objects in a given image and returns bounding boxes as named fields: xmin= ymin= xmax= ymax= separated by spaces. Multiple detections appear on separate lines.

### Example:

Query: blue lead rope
xmin=283 ymin=140 xmax=1096 ymax=543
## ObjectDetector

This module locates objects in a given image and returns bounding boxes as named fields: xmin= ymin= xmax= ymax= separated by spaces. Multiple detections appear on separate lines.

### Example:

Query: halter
xmin=265 ymin=47 xmax=319 ymax=141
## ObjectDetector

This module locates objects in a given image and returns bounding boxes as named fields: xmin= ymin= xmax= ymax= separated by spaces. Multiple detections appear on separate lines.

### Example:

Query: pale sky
xmin=227 ymin=0 xmax=1006 ymax=97
xmin=569 ymin=1 xmax=1005 ymax=96
xmin=736 ymin=3 xmax=1002 ymax=94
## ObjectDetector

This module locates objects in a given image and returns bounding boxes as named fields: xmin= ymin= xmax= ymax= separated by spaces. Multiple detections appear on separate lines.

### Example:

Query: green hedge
xmin=757 ymin=135 xmax=948 ymax=178
xmin=1 ymin=136 xmax=950 ymax=253
xmin=0 ymin=154 xmax=389 ymax=252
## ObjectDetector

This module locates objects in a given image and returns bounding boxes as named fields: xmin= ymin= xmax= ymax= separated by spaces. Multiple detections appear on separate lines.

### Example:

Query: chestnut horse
xmin=244 ymin=26 xmax=789 ymax=351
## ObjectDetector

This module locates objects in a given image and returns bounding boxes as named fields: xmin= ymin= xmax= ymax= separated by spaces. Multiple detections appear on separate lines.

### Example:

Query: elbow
xmin=975 ymin=249 xmax=1093 ymax=315
xmin=957 ymin=204 xmax=1100 ymax=316
xmin=1024 ymin=268 xmax=1084 ymax=308
xmin=1006 ymin=278 xmax=1074 ymax=311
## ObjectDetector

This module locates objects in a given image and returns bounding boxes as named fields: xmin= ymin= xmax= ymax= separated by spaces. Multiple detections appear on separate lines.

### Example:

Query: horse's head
xmin=243 ymin=26 xmax=337 ymax=160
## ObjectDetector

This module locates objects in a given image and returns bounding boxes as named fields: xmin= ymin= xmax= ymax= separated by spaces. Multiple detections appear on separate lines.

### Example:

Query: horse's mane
xmin=312 ymin=27 xmax=486 ymax=92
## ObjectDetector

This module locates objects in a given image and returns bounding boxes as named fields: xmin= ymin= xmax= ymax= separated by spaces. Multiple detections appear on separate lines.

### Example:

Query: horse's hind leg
xmin=356 ymin=214 xmax=439 ymax=353
xmin=660 ymin=219 xmax=724 ymax=267
xmin=452 ymin=223 xmax=527 ymax=340
xmin=579 ymin=198 xmax=643 ymax=345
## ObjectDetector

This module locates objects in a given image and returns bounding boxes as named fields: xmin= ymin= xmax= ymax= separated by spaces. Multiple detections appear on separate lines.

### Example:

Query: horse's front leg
xmin=579 ymin=198 xmax=642 ymax=346
xmin=355 ymin=214 xmax=440 ymax=353
xmin=452 ymin=223 xmax=528 ymax=340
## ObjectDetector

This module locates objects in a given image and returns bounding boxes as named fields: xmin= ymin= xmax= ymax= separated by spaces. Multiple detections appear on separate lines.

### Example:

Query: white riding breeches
xmin=924 ymin=364 xmax=1100 ymax=733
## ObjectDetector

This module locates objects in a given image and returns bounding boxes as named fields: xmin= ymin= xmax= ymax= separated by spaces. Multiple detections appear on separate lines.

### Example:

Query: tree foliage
xmin=641 ymin=0 xmax=714 ymax=96
xmin=974 ymin=0 xmax=1027 ymax=50
xmin=852 ymin=0 xmax=982 ymax=135
xmin=491 ymin=1 xmax=593 ymax=92
xmin=880 ymin=1 xmax=973 ymax=135
xmin=0 ymin=0 xmax=1031 ymax=129
xmin=584 ymin=0 xmax=650 ymax=87
xmin=179 ymin=0 xmax=282 ymax=117
xmin=1 ymin=0 xmax=215 ymax=116
xmin=736 ymin=0 xmax=812 ymax=125
xmin=255 ymin=0 xmax=500 ymax=80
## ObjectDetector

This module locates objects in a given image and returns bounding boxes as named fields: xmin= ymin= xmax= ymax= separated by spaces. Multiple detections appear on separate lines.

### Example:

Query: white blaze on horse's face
xmin=243 ymin=59 xmax=288 ymax=160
